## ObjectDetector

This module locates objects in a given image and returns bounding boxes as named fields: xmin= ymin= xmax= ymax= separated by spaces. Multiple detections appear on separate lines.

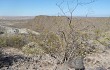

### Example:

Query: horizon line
xmin=0 ymin=15 xmax=110 ymax=18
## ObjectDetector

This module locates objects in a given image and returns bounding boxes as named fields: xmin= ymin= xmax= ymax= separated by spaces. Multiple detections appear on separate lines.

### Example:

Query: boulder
xmin=0 ymin=25 xmax=40 ymax=35
xmin=68 ymin=56 xmax=85 ymax=70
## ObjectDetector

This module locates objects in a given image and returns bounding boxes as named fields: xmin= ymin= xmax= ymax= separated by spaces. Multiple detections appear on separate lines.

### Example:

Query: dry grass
xmin=0 ymin=16 xmax=110 ymax=58
xmin=0 ymin=35 xmax=27 ymax=48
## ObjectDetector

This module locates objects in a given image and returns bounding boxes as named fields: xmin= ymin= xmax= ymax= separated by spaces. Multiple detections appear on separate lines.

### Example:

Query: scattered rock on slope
xmin=0 ymin=25 xmax=40 ymax=35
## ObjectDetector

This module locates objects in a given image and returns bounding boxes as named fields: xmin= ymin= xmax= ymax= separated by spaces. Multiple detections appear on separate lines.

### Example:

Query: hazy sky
xmin=0 ymin=0 xmax=109 ymax=17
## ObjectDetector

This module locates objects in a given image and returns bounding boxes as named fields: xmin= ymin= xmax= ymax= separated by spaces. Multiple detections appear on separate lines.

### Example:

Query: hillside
xmin=1 ymin=16 xmax=109 ymax=32
xmin=0 ymin=16 xmax=110 ymax=70
xmin=24 ymin=16 xmax=110 ymax=33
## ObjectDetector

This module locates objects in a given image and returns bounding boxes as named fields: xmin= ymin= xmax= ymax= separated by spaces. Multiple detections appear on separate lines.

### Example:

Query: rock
xmin=0 ymin=25 xmax=40 ymax=35
xmin=95 ymin=67 xmax=106 ymax=70
xmin=68 ymin=56 xmax=85 ymax=70
xmin=27 ymin=29 xmax=40 ymax=35
xmin=56 ymin=63 xmax=74 ymax=70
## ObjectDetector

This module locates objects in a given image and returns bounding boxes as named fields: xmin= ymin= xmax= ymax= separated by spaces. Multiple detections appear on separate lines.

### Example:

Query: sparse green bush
xmin=22 ymin=42 xmax=45 ymax=55
xmin=0 ymin=37 xmax=7 ymax=47
xmin=44 ymin=33 xmax=64 ymax=55
xmin=94 ymin=30 xmax=110 ymax=49
xmin=6 ymin=35 xmax=26 ymax=47
xmin=0 ymin=35 xmax=26 ymax=48
xmin=94 ymin=29 xmax=102 ymax=40
xmin=20 ymin=31 xmax=64 ymax=56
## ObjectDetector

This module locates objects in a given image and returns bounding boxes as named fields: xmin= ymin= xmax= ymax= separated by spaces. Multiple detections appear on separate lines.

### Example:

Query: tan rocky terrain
xmin=0 ymin=16 xmax=110 ymax=70
xmin=0 ymin=45 xmax=110 ymax=70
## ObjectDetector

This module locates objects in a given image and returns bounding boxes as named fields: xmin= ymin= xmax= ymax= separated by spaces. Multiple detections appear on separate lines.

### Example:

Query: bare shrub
xmin=56 ymin=0 xmax=96 ymax=69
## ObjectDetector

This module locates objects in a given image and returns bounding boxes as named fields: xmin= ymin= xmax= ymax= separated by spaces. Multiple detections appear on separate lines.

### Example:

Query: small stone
xmin=107 ymin=67 xmax=110 ymax=69
xmin=95 ymin=67 xmax=106 ymax=70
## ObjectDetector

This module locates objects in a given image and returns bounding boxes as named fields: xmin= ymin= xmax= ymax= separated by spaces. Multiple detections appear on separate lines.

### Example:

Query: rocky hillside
xmin=25 ymin=16 xmax=110 ymax=32
xmin=0 ymin=16 xmax=110 ymax=70
xmin=0 ymin=46 xmax=110 ymax=70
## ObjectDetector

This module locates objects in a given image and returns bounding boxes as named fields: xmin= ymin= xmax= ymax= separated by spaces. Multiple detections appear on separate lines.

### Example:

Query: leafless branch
xmin=56 ymin=0 xmax=96 ymax=64
xmin=59 ymin=30 xmax=69 ymax=46
xmin=56 ymin=0 xmax=67 ymax=17
xmin=78 ymin=0 xmax=95 ymax=6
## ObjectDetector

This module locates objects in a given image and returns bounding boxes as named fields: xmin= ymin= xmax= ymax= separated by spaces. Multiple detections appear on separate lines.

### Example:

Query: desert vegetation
xmin=0 ymin=16 xmax=110 ymax=70
xmin=0 ymin=0 xmax=110 ymax=70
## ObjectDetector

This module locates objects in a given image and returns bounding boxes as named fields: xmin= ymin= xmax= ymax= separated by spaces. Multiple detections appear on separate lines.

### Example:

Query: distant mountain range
xmin=0 ymin=16 xmax=35 ymax=20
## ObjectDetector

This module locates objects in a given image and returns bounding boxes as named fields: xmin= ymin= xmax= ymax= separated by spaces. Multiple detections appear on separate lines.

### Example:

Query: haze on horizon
xmin=0 ymin=0 xmax=109 ymax=17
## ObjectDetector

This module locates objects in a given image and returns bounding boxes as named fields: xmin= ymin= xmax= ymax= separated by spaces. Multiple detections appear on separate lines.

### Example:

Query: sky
xmin=0 ymin=0 xmax=109 ymax=17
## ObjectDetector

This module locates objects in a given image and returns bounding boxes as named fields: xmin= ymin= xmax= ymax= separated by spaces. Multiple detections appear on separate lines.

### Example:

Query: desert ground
xmin=0 ymin=16 xmax=110 ymax=70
